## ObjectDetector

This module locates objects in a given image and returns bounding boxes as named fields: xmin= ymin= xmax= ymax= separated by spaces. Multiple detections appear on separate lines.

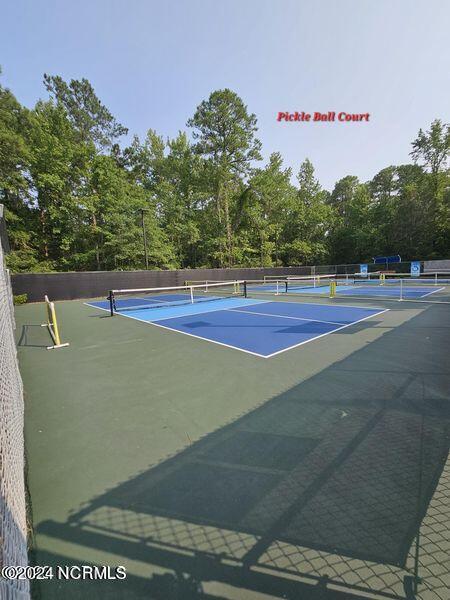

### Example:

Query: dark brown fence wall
xmin=11 ymin=266 xmax=309 ymax=302
xmin=11 ymin=259 xmax=450 ymax=301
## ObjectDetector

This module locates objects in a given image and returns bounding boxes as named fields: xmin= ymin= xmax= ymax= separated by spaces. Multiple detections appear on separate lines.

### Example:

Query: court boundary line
xmin=84 ymin=298 xmax=267 ymax=321
xmin=228 ymin=307 xmax=347 ymax=327
xmin=262 ymin=308 xmax=389 ymax=358
xmin=85 ymin=297 xmax=386 ymax=318
xmin=83 ymin=300 xmax=269 ymax=357
xmin=274 ymin=284 xmax=446 ymax=301
xmin=246 ymin=298 xmax=387 ymax=310
xmin=335 ymin=286 xmax=445 ymax=300
xmin=145 ymin=319 xmax=267 ymax=358
xmin=139 ymin=299 xmax=267 ymax=321
xmin=84 ymin=300 xmax=389 ymax=359
xmin=84 ymin=302 xmax=112 ymax=313
xmin=420 ymin=286 xmax=445 ymax=298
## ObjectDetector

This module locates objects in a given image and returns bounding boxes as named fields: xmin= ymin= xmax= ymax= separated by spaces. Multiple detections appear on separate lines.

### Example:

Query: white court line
xmin=250 ymin=297 xmax=387 ymax=311
xmin=85 ymin=298 xmax=387 ymax=313
xmin=84 ymin=298 xmax=267 ymax=320
xmin=263 ymin=309 xmax=389 ymax=358
xmin=144 ymin=299 xmax=266 ymax=321
xmin=420 ymin=286 xmax=445 ymax=298
xmin=84 ymin=302 xmax=110 ymax=312
xmin=228 ymin=307 xmax=346 ymax=326
xmin=83 ymin=299 xmax=269 ymax=357
xmin=146 ymin=319 xmax=267 ymax=358
xmin=84 ymin=300 xmax=389 ymax=359
xmin=148 ymin=307 xmax=389 ymax=359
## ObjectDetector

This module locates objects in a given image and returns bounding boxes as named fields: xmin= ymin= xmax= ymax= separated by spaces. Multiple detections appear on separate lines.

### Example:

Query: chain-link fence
xmin=0 ymin=231 xmax=30 ymax=598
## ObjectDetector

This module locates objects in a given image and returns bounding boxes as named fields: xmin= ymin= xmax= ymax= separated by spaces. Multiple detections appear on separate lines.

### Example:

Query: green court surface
xmin=16 ymin=295 xmax=450 ymax=600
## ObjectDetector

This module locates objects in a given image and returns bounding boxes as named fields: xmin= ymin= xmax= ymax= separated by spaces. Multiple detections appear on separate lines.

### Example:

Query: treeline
xmin=0 ymin=71 xmax=449 ymax=272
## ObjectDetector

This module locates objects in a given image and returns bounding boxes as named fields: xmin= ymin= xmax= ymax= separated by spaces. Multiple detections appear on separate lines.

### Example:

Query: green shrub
xmin=13 ymin=294 xmax=28 ymax=305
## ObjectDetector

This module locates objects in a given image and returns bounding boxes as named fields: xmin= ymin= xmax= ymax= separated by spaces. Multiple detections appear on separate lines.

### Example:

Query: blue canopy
xmin=373 ymin=255 xmax=401 ymax=264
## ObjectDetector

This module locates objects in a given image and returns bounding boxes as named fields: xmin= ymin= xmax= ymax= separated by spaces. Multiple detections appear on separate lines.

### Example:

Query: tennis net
xmin=378 ymin=272 xmax=450 ymax=285
xmin=247 ymin=270 xmax=450 ymax=303
xmin=264 ymin=272 xmax=380 ymax=284
xmin=246 ymin=275 xmax=336 ymax=295
xmin=109 ymin=280 xmax=246 ymax=314
xmin=284 ymin=272 xmax=450 ymax=291
xmin=262 ymin=273 xmax=326 ymax=284
xmin=286 ymin=274 xmax=336 ymax=290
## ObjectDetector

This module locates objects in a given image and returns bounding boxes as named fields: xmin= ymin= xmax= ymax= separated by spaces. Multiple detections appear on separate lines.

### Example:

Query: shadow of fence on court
xmin=35 ymin=308 xmax=450 ymax=600
xmin=17 ymin=324 xmax=50 ymax=348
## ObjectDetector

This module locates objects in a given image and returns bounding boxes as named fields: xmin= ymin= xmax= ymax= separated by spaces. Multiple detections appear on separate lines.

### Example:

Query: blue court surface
xmin=86 ymin=296 xmax=387 ymax=358
xmin=333 ymin=284 xmax=443 ymax=299
xmin=248 ymin=280 xmax=444 ymax=300
xmin=249 ymin=282 xmax=444 ymax=299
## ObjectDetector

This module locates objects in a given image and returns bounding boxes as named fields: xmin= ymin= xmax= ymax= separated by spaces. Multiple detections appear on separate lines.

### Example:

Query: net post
xmin=434 ymin=272 xmax=437 ymax=286
xmin=189 ymin=286 xmax=194 ymax=303
xmin=284 ymin=281 xmax=288 ymax=293
xmin=399 ymin=278 xmax=403 ymax=301
xmin=108 ymin=291 xmax=115 ymax=316
xmin=275 ymin=280 xmax=279 ymax=295
xmin=243 ymin=280 xmax=247 ymax=298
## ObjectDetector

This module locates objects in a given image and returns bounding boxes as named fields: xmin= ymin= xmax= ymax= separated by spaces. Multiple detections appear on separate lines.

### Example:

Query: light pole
xmin=140 ymin=208 xmax=149 ymax=269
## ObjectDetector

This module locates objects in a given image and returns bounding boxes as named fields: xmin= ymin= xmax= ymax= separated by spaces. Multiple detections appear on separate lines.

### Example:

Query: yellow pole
xmin=43 ymin=295 xmax=69 ymax=349
xmin=49 ymin=302 xmax=62 ymax=346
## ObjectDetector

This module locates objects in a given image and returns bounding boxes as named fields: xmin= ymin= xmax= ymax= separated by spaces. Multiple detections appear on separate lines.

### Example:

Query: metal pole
xmin=140 ymin=209 xmax=149 ymax=269
xmin=108 ymin=291 xmax=114 ymax=316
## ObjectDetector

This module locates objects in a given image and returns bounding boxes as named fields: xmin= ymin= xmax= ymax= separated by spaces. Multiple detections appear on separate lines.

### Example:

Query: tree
xmin=123 ymin=131 xmax=205 ymax=268
xmin=246 ymin=153 xmax=293 ymax=266
xmin=43 ymin=74 xmax=128 ymax=149
xmin=79 ymin=154 xmax=176 ymax=270
xmin=410 ymin=120 xmax=450 ymax=257
xmin=0 ymin=75 xmax=39 ymax=269
xmin=280 ymin=159 xmax=332 ymax=265
xmin=1 ymin=71 xmax=448 ymax=272
xmin=187 ymin=89 xmax=262 ymax=266
xmin=24 ymin=100 xmax=92 ymax=268
xmin=410 ymin=119 xmax=449 ymax=176
xmin=0 ymin=78 xmax=29 ymax=202
xmin=327 ymin=176 xmax=374 ymax=264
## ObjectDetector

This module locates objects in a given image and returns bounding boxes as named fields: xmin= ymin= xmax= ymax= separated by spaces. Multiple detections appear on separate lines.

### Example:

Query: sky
xmin=1 ymin=0 xmax=449 ymax=190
